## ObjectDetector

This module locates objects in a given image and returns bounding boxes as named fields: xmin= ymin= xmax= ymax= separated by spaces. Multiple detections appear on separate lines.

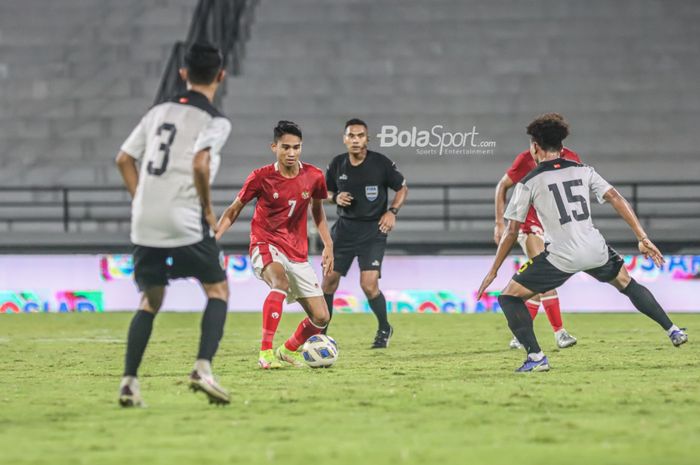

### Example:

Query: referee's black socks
xmin=498 ymin=295 xmax=542 ymax=354
xmin=369 ymin=292 xmax=390 ymax=331
xmin=620 ymin=278 xmax=673 ymax=331
xmin=124 ymin=309 xmax=155 ymax=377
xmin=322 ymin=293 xmax=334 ymax=334
xmin=197 ymin=298 xmax=228 ymax=361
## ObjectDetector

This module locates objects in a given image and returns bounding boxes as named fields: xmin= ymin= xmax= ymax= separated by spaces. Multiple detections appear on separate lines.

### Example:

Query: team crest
xmin=302 ymin=191 xmax=310 ymax=199
xmin=365 ymin=185 xmax=379 ymax=201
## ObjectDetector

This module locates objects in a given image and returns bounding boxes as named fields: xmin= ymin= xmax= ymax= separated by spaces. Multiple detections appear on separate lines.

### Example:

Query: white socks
xmin=194 ymin=359 xmax=212 ymax=375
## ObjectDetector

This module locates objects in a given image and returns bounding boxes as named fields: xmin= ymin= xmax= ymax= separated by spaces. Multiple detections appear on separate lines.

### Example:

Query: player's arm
xmin=603 ymin=188 xmax=664 ymax=266
xmin=311 ymin=197 xmax=334 ymax=276
xmin=327 ymin=191 xmax=353 ymax=206
xmin=324 ymin=164 xmax=353 ymax=207
xmin=494 ymin=174 xmax=515 ymax=244
xmin=479 ymin=181 xmax=530 ymax=297
xmin=477 ymin=219 xmax=521 ymax=299
xmin=192 ymin=148 xmax=218 ymax=232
xmin=115 ymin=151 xmax=139 ymax=198
xmin=379 ymin=183 xmax=408 ymax=234
xmin=117 ymin=116 xmax=147 ymax=198
xmin=215 ymin=197 xmax=247 ymax=241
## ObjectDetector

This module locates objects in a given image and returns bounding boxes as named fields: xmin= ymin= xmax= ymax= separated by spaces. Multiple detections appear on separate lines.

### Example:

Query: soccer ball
xmin=302 ymin=334 xmax=338 ymax=368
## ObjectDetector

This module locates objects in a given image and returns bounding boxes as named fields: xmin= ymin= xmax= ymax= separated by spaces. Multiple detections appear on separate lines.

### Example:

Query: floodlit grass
xmin=1 ymin=312 xmax=698 ymax=465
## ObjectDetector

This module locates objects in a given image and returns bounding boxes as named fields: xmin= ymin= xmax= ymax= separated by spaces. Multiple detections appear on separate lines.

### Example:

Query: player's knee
xmin=360 ymin=282 xmax=379 ymax=298
xmin=322 ymin=274 xmax=340 ymax=294
xmin=206 ymin=281 xmax=229 ymax=302
xmin=313 ymin=310 xmax=330 ymax=327
xmin=612 ymin=273 xmax=632 ymax=291
xmin=141 ymin=292 xmax=163 ymax=313
xmin=272 ymin=276 xmax=290 ymax=293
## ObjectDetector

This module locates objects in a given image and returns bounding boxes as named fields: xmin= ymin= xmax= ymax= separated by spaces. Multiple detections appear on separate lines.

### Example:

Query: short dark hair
xmin=273 ymin=120 xmax=303 ymax=142
xmin=526 ymin=113 xmax=570 ymax=151
xmin=184 ymin=42 xmax=223 ymax=85
xmin=344 ymin=118 xmax=368 ymax=131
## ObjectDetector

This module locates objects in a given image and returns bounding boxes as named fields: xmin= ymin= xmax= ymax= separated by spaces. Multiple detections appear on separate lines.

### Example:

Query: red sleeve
xmin=562 ymin=147 xmax=582 ymax=163
xmin=237 ymin=170 xmax=261 ymax=204
xmin=505 ymin=152 xmax=531 ymax=183
xmin=312 ymin=169 xmax=328 ymax=199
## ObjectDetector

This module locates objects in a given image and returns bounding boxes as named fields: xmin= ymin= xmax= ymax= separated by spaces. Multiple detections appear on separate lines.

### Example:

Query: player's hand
xmin=476 ymin=270 xmax=497 ymax=300
xmin=336 ymin=192 xmax=353 ymax=207
xmin=321 ymin=245 xmax=334 ymax=276
xmin=639 ymin=237 xmax=665 ymax=267
xmin=378 ymin=211 xmax=396 ymax=234
xmin=493 ymin=222 xmax=505 ymax=245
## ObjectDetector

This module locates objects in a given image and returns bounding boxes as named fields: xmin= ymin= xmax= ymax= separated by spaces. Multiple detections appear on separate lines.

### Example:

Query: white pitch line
xmin=28 ymin=337 xmax=125 ymax=344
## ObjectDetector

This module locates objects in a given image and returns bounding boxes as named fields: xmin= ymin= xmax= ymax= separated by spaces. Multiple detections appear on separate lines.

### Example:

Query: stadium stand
xmin=0 ymin=0 xmax=699 ymax=252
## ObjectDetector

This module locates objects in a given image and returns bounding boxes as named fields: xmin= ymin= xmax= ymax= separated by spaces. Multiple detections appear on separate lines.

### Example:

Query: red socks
xmin=526 ymin=300 xmax=540 ymax=320
xmin=541 ymin=295 xmax=563 ymax=332
xmin=261 ymin=290 xmax=286 ymax=351
xmin=526 ymin=296 xmax=564 ymax=332
xmin=284 ymin=317 xmax=325 ymax=351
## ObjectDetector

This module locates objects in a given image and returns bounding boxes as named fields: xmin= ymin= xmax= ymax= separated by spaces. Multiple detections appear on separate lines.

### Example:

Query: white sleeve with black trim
xmin=504 ymin=183 xmax=531 ymax=223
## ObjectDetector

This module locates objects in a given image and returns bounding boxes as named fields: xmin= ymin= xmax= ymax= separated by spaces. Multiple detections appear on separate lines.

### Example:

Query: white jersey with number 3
xmin=504 ymin=158 xmax=614 ymax=273
xmin=120 ymin=91 xmax=231 ymax=248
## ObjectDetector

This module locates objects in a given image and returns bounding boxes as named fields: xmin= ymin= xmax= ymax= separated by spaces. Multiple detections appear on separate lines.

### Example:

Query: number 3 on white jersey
xmin=288 ymin=199 xmax=297 ymax=217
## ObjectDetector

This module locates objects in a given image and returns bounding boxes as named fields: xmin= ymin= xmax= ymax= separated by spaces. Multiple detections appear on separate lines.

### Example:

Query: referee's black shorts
xmin=331 ymin=217 xmax=388 ymax=277
xmin=132 ymin=234 xmax=227 ymax=291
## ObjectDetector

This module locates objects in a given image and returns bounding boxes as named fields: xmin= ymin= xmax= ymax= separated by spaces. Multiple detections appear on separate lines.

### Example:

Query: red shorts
xmin=519 ymin=218 xmax=544 ymax=236
xmin=518 ymin=219 xmax=545 ymax=255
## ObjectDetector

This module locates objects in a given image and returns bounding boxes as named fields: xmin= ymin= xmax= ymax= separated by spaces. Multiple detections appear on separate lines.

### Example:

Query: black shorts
xmin=331 ymin=218 xmax=388 ymax=277
xmin=132 ymin=235 xmax=226 ymax=291
xmin=512 ymin=245 xmax=624 ymax=294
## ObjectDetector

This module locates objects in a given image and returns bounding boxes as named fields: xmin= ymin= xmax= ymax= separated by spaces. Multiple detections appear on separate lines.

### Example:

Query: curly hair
xmin=526 ymin=113 xmax=570 ymax=151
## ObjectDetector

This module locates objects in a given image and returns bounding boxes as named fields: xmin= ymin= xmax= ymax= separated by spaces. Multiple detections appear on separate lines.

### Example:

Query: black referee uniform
xmin=326 ymin=150 xmax=405 ymax=275
xmin=324 ymin=150 xmax=405 ymax=346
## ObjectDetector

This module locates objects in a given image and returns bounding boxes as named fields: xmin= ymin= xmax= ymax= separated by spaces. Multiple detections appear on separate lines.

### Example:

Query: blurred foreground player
xmin=216 ymin=121 xmax=333 ymax=369
xmin=322 ymin=119 xmax=408 ymax=348
xmin=494 ymin=136 xmax=579 ymax=349
xmin=478 ymin=113 xmax=688 ymax=372
xmin=115 ymin=43 xmax=232 ymax=406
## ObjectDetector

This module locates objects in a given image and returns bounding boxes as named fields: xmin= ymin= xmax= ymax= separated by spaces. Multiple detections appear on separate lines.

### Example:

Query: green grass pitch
xmin=1 ymin=312 xmax=698 ymax=465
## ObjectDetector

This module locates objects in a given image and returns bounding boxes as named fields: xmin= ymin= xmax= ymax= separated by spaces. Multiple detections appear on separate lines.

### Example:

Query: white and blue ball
xmin=302 ymin=334 xmax=338 ymax=368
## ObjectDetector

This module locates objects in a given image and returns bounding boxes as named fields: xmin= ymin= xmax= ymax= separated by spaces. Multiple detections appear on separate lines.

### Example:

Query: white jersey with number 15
xmin=505 ymin=158 xmax=614 ymax=273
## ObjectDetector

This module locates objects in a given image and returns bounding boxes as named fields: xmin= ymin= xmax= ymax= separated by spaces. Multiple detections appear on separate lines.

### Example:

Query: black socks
xmin=621 ymin=278 xmax=673 ymax=331
xmin=124 ymin=310 xmax=155 ymax=377
xmin=368 ymin=292 xmax=390 ymax=331
xmin=322 ymin=293 xmax=334 ymax=334
xmin=197 ymin=298 xmax=228 ymax=361
xmin=498 ymin=295 xmax=542 ymax=354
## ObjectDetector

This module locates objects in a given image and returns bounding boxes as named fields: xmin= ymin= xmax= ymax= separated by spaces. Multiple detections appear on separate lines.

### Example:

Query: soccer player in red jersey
xmin=216 ymin=121 xmax=334 ymax=368
xmin=494 ymin=121 xmax=580 ymax=350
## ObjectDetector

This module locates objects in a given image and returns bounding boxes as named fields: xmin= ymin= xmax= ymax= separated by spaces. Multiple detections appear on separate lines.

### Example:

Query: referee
xmin=322 ymin=118 xmax=408 ymax=348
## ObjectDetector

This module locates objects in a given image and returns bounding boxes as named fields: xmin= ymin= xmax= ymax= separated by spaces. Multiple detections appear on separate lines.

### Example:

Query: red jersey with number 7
xmin=236 ymin=161 xmax=328 ymax=262
xmin=505 ymin=147 xmax=581 ymax=234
